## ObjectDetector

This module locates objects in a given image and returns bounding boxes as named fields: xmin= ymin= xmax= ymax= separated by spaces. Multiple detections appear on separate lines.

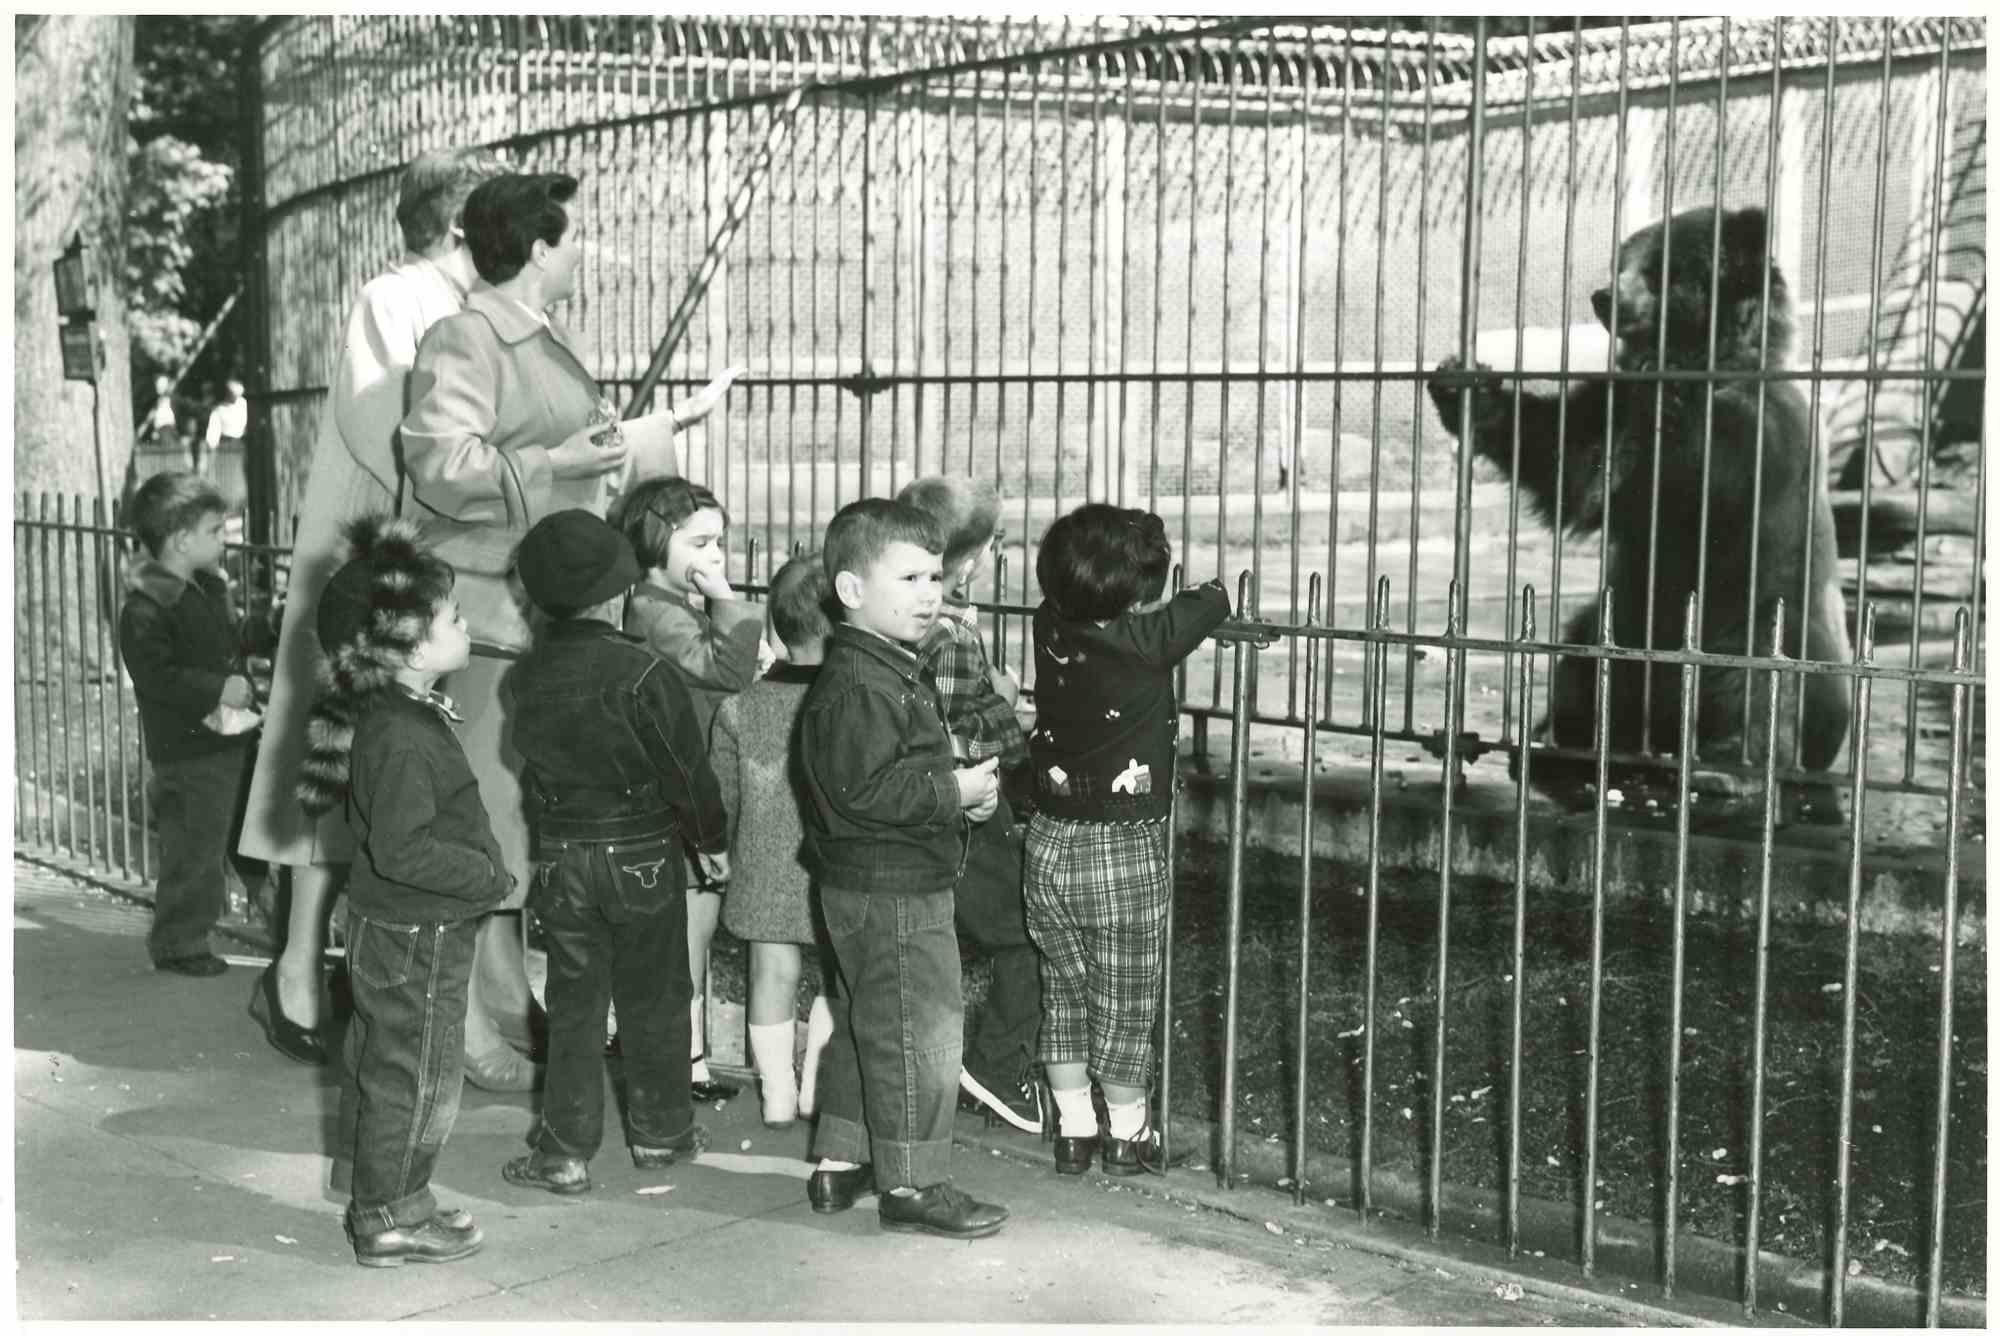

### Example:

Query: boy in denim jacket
xmin=501 ymin=510 xmax=729 ymax=1196
xmin=796 ymin=497 xmax=1008 ymax=1240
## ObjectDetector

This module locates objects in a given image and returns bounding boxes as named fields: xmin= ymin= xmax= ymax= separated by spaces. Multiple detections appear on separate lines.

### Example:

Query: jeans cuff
xmin=872 ymin=1138 xmax=955 ymax=1193
xmin=346 ymin=1184 xmax=437 ymax=1236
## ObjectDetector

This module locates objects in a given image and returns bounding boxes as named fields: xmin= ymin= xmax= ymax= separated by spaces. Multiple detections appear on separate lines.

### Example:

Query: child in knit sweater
xmin=708 ymin=555 xmax=839 ymax=1127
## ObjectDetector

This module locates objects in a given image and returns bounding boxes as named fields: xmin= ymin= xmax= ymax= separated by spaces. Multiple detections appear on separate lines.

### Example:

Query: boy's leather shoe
xmin=1101 ymin=1127 xmax=1165 ymax=1177
xmin=348 ymin=1212 xmax=484 ymax=1268
xmin=630 ymin=1124 xmax=710 ymax=1170
xmin=878 ymin=1183 xmax=1008 ymax=1239
xmin=1054 ymin=1134 xmax=1097 ymax=1176
xmin=807 ymin=1163 xmax=874 ymax=1213
xmin=957 ymin=1069 xmax=1044 ymax=1134
xmin=502 ymin=1152 xmax=592 ymax=1195
xmin=689 ymin=1074 xmax=740 ymax=1104
xmin=155 ymin=953 xmax=228 ymax=977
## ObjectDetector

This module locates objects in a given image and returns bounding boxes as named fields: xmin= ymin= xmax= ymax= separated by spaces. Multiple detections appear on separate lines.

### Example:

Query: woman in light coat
xmin=397 ymin=170 xmax=735 ymax=1089
xmin=239 ymin=149 xmax=523 ymax=1075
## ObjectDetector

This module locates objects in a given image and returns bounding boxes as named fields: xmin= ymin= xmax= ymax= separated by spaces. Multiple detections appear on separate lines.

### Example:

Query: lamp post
xmin=53 ymin=235 xmax=109 ymax=512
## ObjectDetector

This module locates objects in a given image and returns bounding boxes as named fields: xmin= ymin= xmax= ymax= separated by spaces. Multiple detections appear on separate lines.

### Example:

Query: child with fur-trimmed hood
xmin=298 ymin=514 xmax=509 ymax=1269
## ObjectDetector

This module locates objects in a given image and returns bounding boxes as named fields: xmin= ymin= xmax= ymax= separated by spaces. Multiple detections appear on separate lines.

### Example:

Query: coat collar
xmin=124 ymin=557 xmax=221 ymax=607
xmin=829 ymin=622 xmax=924 ymax=683
xmin=461 ymin=282 xmax=589 ymax=363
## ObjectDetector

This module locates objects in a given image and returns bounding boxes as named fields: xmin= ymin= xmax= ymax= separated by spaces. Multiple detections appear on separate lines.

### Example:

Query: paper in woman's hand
xmin=616 ymin=409 xmax=685 ymax=486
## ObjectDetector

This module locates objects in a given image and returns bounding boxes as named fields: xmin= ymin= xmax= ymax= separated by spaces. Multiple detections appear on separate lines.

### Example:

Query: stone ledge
xmin=1172 ymin=759 xmax=1983 ymax=945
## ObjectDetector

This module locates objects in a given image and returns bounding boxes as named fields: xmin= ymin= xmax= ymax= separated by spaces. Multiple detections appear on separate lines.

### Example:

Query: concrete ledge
xmin=1174 ymin=760 xmax=1984 ymax=944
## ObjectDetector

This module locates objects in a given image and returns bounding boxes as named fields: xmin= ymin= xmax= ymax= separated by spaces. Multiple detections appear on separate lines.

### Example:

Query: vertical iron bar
xmin=82 ymin=498 xmax=105 ymax=867
xmin=1402 ymin=26 xmax=1439 ymax=738
xmin=1662 ymin=594 xmax=1701 ymax=1296
xmin=1546 ymin=18 xmax=1584 ymax=730
xmin=1251 ymin=35 xmax=1275 ymax=720
xmin=1425 ymin=580 xmax=1465 ymax=1239
xmin=1829 ymin=604 xmax=1878 ymax=1328
xmin=1580 ymin=587 xmax=1615 ymax=1275
xmin=1322 ymin=31 xmax=1355 ymax=723
xmin=1052 ymin=27 xmax=1073 ymax=511
xmin=1025 ymin=67 xmax=1043 ymax=611
xmin=57 ymin=494 xmax=77 ymax=857
xmin=13 ymin=507 xmax=24 ymax=846
xmin=1742 ymin=599 xmax=1786 ymax=1315
xmin=1180 ymin=65 xmax=1200 ymax=666
xmin=1290 ymin=575 xmax=1321 ymax=1205
xmin=1639 ymin=19 xmax=1683 ymax=763
xmin=1500 ymin=16 xmax=1535 ymax=741
xmin=1903 ymin=31 xmax=1956 ymax=783
xmin=1359 ymin=31 xmax=1389 ymax=731
xmin=1216 ymin=569 xmax=1255 ymax=1189
xmin=1358 ymin=573 xmax=1390 ymax=1221
xmin=1451 ymin=18 xmax=1487 ymax=626
xmin=1795 ymin=21 xmax=1839 ymax=756
xmin=1146 ymin=50 xmax=1169 ymax=510
xmin=1211 ymin=47 xmax=1241 ymax=716
xmin=859 ymin=77 xmax=876 ymax=489
xmin=1738 ymin=17 xmax=1786 ymax=761
xmin=1505 ymin=586 xmax=1537 ymax=1256
xmin=1158 ymin=559 xmax=1183 ymax=1167
xmin=22 ymin=498 xmax=43 ymax=848
xmin=1596 ymin=24 xmax=1633 ymax=636
xmin=1922 ymin=610 xmax=1972 ymax=1324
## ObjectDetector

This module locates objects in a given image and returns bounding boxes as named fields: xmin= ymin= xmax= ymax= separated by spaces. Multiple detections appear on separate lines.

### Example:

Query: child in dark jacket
xmin=116 ymin=471 xmax=260 ymax=977
xmin=1025 ymin=503 xmax=1231 ymax=1177
xmin=297 ymin=515 xmax=510 ymax=1268
xmin=796 ymin=497 xmax=1009 ymax=1240
xmin=897 ymin=475 xmax=1044 ymax=1135
xmin=501 ymin=509 xmax=730 ymax=1196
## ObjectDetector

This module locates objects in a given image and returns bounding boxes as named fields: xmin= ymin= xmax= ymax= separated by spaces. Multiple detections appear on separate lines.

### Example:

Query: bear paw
xmin=1427 ymin=355 xmax=1506 ymax=437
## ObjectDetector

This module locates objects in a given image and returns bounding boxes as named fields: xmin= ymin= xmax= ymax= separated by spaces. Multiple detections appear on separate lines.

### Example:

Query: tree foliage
xmin=125 ymin=16 xmax=255 ymax=410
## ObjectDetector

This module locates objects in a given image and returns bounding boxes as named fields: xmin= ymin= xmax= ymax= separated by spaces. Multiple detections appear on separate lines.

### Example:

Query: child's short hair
xmin=1035 ymin=503 xmax=1172 ymax=623
xmin=766 ymin=552 xmax=836 ymax=651
xmin=821 ymin=498 xmax=943 ymax=592
xmin=396 ymin=146 xmax=509 ymax=252
xmin=127 ymin=471 xmax=227 ymax=557
xmin=608 ymin=477 xmax=728 ymax=572
xmin=895 ymin=476 xmax=998 ymax=573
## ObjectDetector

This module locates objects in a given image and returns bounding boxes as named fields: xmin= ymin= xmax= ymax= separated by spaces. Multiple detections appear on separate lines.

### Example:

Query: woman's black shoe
xmin=249 ymin=963 xmax=329 ymax=1065
xmin=1054 ymin=1135 xmax=1097 ymax=1176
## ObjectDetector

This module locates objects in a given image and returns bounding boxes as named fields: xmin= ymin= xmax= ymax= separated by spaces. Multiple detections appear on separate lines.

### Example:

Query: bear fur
xmin=1428 ymin=205 xmax=1852 ymax=813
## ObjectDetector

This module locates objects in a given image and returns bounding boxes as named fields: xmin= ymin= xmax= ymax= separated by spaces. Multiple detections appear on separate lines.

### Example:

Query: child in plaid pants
xmin=1022 ymin=504 xmax=1231 ymax=1176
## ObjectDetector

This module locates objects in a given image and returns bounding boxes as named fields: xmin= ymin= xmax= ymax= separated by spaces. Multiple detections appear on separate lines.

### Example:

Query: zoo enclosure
xmin=23 ymin=13 xmax=1983 ymax=1325
xmin=243 ymin=14 xmax=1985 ymax=809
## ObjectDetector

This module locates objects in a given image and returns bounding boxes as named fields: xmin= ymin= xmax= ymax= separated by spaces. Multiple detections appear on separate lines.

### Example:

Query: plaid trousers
xmin=1021 ymin=812 xmax=1170 ymax=1088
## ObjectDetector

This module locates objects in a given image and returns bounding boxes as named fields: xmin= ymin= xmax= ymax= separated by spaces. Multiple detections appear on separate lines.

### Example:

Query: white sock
xmin=816 ymin=1158 xmax=859 ymax=1173
xmin=748 ymin=1022 xmax=799 ymax=1120
xmin=1051 ymin=1085 xmax=1097 ymax=1139
xmin=797 ymin=994 xmax=835 ymax=1117
xmin=689 ymin=995 xmax=710 ymax=1080
xmin=1106 ymin=1098 xmax=1147 ymax=1142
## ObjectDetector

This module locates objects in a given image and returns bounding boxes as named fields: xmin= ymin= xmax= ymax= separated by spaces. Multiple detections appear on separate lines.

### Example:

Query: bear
xmin=1427 ymin=204 xmax=1852 ymax=819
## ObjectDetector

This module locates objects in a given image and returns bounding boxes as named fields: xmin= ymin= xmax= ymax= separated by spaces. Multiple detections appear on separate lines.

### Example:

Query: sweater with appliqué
xmin=1027 ymin=581 xmax=1231 ymax=822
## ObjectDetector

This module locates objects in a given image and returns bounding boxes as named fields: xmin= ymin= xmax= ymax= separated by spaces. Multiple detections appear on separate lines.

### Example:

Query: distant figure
xmin=201 ymin=375 xmax=248 ymax=475
xmin=142 ymin=375 xmax=178 ymax=449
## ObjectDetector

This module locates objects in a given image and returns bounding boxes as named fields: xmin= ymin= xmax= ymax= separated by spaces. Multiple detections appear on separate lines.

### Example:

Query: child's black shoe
xmin=348 ymin=1210 xmax=484 ymax=1268
xmin=503 ymin=1152 xmax=592 ymax=1195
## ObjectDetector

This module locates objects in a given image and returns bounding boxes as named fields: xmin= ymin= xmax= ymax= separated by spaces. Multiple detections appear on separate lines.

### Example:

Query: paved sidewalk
xmin=14 ymin=859 xmax=1643 ymax=1324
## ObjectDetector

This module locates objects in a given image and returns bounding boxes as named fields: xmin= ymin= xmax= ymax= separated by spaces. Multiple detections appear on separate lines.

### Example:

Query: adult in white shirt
xmin=237 ymin=148 xmax=546 ymax=1089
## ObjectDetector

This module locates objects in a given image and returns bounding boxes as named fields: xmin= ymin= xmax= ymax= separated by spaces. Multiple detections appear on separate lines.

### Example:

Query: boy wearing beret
xmin=500 ymin=509 xmax=730 ymax=1196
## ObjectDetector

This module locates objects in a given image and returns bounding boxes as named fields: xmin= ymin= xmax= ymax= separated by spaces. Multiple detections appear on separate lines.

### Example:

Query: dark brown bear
xmin=1428 ymin=205 xmax=1851 ymax=816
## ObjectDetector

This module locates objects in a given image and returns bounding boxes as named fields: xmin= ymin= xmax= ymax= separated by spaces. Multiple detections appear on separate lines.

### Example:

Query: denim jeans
xmin=146 ymin=743 xmax=249 ymax=963
xmin=954 ymin=796 xmax=1042 ymax=1088
xmin=809 ymin=886 xmax=963 ymax=1190
xmin=337 ymin=911 xmax=479 ymax=1235
xmin=530 ymin=832 xmax=695 ymax=1159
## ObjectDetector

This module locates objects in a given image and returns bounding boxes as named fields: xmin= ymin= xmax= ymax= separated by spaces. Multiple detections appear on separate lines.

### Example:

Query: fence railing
xmin=14 ymin=494 xmax=1984 ymax=1322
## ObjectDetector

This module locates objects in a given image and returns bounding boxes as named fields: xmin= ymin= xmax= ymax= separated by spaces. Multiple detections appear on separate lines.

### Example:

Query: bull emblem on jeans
xmin=622 ymin=858 xmax=667 ymax=889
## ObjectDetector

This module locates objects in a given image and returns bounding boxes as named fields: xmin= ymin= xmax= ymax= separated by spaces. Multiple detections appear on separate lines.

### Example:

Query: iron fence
xmin=13 ymin=494 xmax=1983 ymax=1322
xmin=20 ymin=9 xmax=1971 ymax=1323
